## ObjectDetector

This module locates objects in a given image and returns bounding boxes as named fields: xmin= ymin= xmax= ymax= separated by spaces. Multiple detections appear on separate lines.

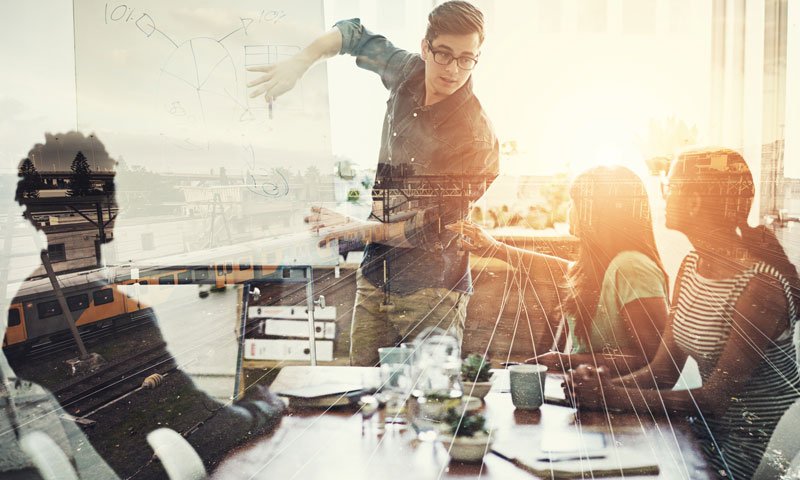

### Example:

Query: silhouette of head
xmin=16 ymin=132 xmax=116 ymax=237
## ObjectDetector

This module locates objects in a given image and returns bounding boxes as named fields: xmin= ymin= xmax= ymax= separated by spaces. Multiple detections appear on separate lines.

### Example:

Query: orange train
xmin=3 ymin=230 xmax=345 ymax=354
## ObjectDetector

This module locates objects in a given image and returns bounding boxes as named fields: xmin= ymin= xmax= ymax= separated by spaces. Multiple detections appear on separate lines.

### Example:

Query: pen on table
xmin=537 ymin=454 xmax=606 ymax=463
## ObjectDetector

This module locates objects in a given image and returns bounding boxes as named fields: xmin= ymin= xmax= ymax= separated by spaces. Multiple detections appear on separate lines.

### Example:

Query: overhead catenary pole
xmin=40 ymin=249 xmax=89 ymax=360
xmin=23 ymin=210 xmax=89 ymax=359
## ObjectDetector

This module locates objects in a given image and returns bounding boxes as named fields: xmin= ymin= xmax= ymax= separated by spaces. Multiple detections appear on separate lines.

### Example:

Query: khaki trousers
xmin=349 ymin=269 xmax=469 ymax=366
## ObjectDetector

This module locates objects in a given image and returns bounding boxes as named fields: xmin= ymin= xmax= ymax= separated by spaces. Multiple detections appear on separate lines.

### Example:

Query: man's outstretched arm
xmin=247 ymin=28 xmax=343 ymax=101
xmin=248 ymin=19 xmax=415 ymax=101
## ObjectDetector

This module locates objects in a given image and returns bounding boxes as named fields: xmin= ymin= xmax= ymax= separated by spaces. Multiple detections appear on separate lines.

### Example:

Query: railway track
xmin=52 ymin=341 xmax=177 ymax=422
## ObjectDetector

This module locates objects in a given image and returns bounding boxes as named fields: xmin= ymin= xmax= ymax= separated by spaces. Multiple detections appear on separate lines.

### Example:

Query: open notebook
xmin=492 ymin=428 xmax=659 ymax=478
xmin=276 ymin=383 xmax=365 ymax=408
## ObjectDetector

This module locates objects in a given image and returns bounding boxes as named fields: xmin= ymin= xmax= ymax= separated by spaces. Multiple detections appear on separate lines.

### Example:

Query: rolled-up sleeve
xmin=403 ymin=139 xmax=499 ymax=251
xmin=334 ymin=18 xmax=418 ymax=90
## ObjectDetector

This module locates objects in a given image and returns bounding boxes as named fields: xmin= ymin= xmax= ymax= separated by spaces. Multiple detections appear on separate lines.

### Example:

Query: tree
xmin=541 ymin=172 xmax=570 ymax=227
xmin=67 ymin=151 xmax=92 ymax=196
xmin=18 ymin=158 xmax=41 ymax=199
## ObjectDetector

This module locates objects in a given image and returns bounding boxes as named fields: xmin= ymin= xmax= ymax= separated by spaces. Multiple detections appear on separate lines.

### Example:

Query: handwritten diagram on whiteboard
xmin=73 ymin=1 xmax=337 ymax=265
xmin=75 ymin=0 xmax=331 ymax=172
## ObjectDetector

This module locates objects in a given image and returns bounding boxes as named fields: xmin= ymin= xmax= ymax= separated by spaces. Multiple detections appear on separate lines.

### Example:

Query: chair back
xmin=146 ymin=428 xmax=207 ymax=480
xmin=753 ymin=398 xmax=800 ymax=479
xmin=19 ymin=430 xmax=79 ymax=480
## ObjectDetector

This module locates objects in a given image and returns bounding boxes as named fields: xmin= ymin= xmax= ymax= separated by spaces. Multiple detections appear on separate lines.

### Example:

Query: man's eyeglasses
xmin=660 ymin=178 xmax=673 ymax=199
xmin=426 ymin=40 xmax=478 ymax=70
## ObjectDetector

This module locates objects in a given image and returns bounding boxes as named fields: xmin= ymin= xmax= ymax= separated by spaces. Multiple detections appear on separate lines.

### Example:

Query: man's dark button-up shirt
xmin=336 ymin=18 xmax=499 ymax=296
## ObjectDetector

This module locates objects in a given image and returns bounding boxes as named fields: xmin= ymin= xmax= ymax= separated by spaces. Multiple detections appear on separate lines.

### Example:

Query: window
xmin=177 ymin=270 xmax=192 ymax=284
xmin=7 ymin=308 xmax=21 ymax=327
xmin=238 ymin=258 xmax=251 ymax=271
xmin=47 ymin=243 xmax=67 ymax=262
xmin=194 ymin=267 xmax=210 ymax=282
xmin=158 ymin=274 xmax=175 ymax=285
xmin=226 ymin=263 xmax=233 ymax=274
xmin=67 ymin=293 xmax=90 ymax=311
xmin=92 ymin=288 xmax=114 ymax=306
xmin=37 ymin=300 xmax=62 ymax=319
xmin=217 ymin=264 xmax=225 ymax=276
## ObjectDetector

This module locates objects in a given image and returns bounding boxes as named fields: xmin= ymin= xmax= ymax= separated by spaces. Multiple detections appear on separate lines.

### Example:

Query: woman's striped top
xmin=672 ymin=252 xmax=799 ymax=480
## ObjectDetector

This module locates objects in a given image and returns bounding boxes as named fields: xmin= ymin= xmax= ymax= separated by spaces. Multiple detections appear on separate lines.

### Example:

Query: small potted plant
xmin=439 ymin=408 xmax=492 ymax=463
xmin=461 ymin=353 xmax=493 ymax=400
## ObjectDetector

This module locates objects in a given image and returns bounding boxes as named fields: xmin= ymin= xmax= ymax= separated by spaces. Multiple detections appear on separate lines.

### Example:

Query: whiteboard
xmin=72 ymin=0 xmax=337 ymax=266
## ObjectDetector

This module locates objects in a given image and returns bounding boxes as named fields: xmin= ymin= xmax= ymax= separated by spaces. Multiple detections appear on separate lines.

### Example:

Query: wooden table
xmin=213 ymin=367 xmax=712 ymax=479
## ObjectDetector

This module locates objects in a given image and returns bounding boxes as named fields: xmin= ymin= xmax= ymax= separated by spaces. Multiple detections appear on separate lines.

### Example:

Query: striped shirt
xmin=673 ymin=252 xmax=799 ymax=480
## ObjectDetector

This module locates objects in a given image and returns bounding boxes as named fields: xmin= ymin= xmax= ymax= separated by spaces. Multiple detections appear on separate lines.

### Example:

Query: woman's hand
xmin=563 ymin=364 xmax=617 ymax=410
xmin=445 ymin=221 xmax=501 ymax=256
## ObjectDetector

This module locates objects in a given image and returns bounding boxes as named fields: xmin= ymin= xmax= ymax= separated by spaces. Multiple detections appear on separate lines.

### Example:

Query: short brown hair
xmin=425 ymin=1 xmax=485 ymax=45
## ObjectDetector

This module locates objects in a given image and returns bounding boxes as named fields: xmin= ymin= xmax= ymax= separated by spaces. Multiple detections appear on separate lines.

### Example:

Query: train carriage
xmin=3 ymin=229 xmax=341 ymax=353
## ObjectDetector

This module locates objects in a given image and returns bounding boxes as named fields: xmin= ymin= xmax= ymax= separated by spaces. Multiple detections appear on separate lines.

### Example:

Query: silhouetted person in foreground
xmin=7 ymin=132 xmax=283 ymax=479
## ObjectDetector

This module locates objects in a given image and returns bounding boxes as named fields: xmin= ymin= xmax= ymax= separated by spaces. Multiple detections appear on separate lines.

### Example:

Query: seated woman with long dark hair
xmin=568 ymin=148 xmax=800 ymax=480
xmin=449 ymin=165 xmax=670 ymax=374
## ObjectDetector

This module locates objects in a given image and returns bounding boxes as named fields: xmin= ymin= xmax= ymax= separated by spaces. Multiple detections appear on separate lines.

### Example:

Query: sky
xmin=1 ymin=0 xmax=798 ymax=179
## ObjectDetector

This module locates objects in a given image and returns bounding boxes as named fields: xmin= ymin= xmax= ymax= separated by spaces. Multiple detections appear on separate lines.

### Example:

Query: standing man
xmin=249 ymin=1 xmax=499 ymax=366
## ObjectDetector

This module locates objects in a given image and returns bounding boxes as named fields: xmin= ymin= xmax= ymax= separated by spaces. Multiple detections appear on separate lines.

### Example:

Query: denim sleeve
xmin=334 ymin=18 xmax=419 ymax=91
xmin=403 ymin=140 xmax=500 ymax=251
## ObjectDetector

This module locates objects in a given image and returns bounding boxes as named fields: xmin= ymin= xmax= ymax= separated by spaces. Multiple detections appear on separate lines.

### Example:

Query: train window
xmin=194 ymin=267 xmax=210 ymax=281
xmin=253 ymin=265 xmax=263 ymax=278
xmin=158 ymin=275 xmax=175 ymax=285
xmin=37 ymin=300 xmax=62 ymax=319
xmin=47 ymin=243 xmax=67 ymax=262
xmin=93 ymin=288 xmax=114 ymax=306
xmin=139 ymin=280 xmax=149 ymax=293
xmin=217 ymin=264 xmax=225 ymax=276
xmin=226 ymin=263 xmax=233 ymax=274
xmin=7 ymin=308 xmax=21 ymax=327
xmin=67 ymin=293 xmax=90 ymax=311
xmin=238 ymin=259 xmax=251 ymax=271
xmin=177 ymin=271 xmax=192 ymax=284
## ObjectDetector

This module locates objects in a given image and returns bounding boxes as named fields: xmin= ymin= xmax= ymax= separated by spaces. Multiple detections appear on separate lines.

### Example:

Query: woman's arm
xmin=573 ymin=273 xmax=789 ymax=417
xmin=532 ymin=296 xmax=668 ymax=377
xmin=609 ymin=318 xmax=686 ymax=390
xmin=604 ymin=296 xmax=670 ymax=373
